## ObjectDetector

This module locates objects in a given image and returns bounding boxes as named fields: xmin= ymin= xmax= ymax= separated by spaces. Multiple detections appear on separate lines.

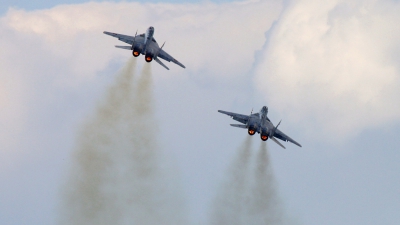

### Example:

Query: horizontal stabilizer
xmin=115 ymin=45 xmax=132 ymax=50
xmin=292 ymin=141 xmax=302 ymax=147
xmin=173 ymin=59 xmax=186 ymax=69
xmin=154 ymin=57 xmax=169 ymax=70
xmin=230 ymin=124 xmax=247 ymax=129
xmin=271 ymin=137 xmax=286 ymax=149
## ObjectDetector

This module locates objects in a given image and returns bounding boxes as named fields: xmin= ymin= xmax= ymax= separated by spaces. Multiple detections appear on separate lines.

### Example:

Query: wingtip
xmin=103 ymin=31 xmax=113 ymax=36
xmin=176 ymin=61 xmax=185 ymax=69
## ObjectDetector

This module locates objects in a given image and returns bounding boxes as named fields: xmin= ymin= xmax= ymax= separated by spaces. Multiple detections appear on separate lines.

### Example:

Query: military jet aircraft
xmin=218 ymin=106 xmax=302 ymax=149
xmin=103 ymin=26 xmax=185 ymax=70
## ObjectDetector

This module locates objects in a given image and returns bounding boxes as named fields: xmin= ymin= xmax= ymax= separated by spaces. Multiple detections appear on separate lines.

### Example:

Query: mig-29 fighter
xmin=104 ymin=26 xmax=185 ymax=70
xmin=218 ymin=106 xmax=302 ymax=149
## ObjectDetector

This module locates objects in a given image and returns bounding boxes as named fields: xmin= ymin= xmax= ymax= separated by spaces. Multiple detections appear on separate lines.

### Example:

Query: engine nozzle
xmin=248 ymin=128 xmax=256 ymax=136
xmin=260 ymin=134 xmax=268 ymax=141
xmin=132 ymin=51 xmax=140 ymax=57
xmin=132 ymin=44 xmax=143 ymax=57
xmin=145 ymin=52 xmax=154 ymax=62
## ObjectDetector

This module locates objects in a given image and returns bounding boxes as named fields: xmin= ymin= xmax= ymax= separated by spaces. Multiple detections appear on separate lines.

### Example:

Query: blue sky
xmin=1 ymin=0 xmax=400 ymax=225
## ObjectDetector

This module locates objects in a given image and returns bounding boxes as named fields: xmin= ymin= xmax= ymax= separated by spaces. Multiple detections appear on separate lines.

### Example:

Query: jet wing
xmin=157 ymin=49 xmax=185 ymax=69
xmin=103 ymin=31 xmax=145 ymax=45
xmin=273 ymin=129 xmax=302 ymax=147
xmin=218 ymin=110 xmax=249 ymax=124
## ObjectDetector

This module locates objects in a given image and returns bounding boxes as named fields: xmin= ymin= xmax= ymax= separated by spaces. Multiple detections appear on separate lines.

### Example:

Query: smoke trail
xmin=210 ymin=136 xmax=253 ymax=225
xmin=124 ymin=63 xmax=187 ymax=225
xmin=60 ymin=60 xmax=187 ymax=225
xmin=210 ymin=139 xmax=288 ymax=225
xmin=246 ymin=142 xmax=283 ymax=225
xmin=59 ymin=58 xmax=137 ymax=225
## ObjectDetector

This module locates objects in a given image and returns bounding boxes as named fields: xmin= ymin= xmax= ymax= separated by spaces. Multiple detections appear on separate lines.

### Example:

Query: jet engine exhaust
xmin=133 ymin=45 xmax=143 ymax=57
xmin=260 ymin=134 xmax=268 ymax=141
xmin=59 ymin=59 xmax=187 ymax=225
xmin=145 ymin=53 xmax=153 ymax=62
xmin=247 ymin=142 xmax=284 ymax=224
xmin=132 ymin=51 xmax=140 ymax=57
xmin=248 ymin=128 xmax=256 ymax=136
xmin=210 ymin=140 xmax=287 ymax=225
xmin=210 ymin=136 xmax=252 ymax=225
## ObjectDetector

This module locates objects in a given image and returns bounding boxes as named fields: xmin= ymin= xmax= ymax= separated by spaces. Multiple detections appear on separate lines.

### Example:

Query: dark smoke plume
xmin=210 ymin=136 xmax=253 ymax=225
xmin=59 ymin=59 xmax=187 ymax=225
xmin=210 ymin=139 xmax=286 ymax=225
xmin=246 ymin=142 xmax=283 ymax=225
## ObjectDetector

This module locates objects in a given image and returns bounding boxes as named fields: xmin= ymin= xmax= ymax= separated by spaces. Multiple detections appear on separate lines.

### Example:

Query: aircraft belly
xmin=144 ymin=42 xmax=157 ymax=54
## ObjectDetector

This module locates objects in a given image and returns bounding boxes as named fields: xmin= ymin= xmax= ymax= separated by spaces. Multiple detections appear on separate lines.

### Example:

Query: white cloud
xmin=1 ymin=1 xmax=400 ymax=225
xmin=0 ymin=27 xmax=31 ymax=166
xmin=1 ymin=0 xmax=282 ymax=81
xmin=0 ymin=1 xmax=283 ymax=224
xmin=0 ymin=0 xmax=282 ymax=154
xmin=254 ymin=0 xmax=400 ymax=141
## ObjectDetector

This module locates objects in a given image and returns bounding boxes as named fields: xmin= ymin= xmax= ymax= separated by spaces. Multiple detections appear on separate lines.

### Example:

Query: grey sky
xmin=1 ymin=0 xmax=400 ymax=225
xmin=0 ymin=0 xmax=234 ymax=15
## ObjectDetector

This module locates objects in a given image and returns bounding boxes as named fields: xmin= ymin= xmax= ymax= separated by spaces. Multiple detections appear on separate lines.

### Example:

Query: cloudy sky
xmin=1 ymin=0 xmax=400 ymax=224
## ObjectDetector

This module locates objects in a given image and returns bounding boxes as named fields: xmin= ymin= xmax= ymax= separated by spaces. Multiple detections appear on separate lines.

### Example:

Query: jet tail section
xmin=230 ymin=124 xmax=247 ymax=129
xmin=115 ymin=45 xmax=132 ymax=50
xmin=154 ymin=57 xmax=169 ymax=70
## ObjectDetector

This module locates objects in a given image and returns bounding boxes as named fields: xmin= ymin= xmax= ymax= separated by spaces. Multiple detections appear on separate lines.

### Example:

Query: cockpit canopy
xmin=260 ymin=106 xmax=268 ymax=115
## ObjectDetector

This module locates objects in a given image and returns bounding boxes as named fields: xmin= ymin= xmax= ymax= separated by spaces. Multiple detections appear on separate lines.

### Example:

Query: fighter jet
xmin=103 ymin=26 xmax=185 ymax=70
xmin=218 ymin=106 xmax=302 ymax=149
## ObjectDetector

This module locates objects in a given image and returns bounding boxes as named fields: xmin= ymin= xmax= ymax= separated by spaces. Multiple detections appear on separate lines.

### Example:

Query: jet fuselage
xmin=217 ymin=106 xmax=302 ymax=148
xmin=143 ymin=26 xmax=155 ymax=55
xmin=104 ymin=27 xmax=186 ymax=70
xmin=246 ymin=106 xmax=275 ymax=140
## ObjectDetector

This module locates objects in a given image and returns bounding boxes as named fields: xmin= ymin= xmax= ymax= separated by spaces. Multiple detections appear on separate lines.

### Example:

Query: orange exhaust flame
xmin=261 ymin=135 xmax=268 ymax=141
xmin=248 ymin=129 xmax=255 ymax=135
